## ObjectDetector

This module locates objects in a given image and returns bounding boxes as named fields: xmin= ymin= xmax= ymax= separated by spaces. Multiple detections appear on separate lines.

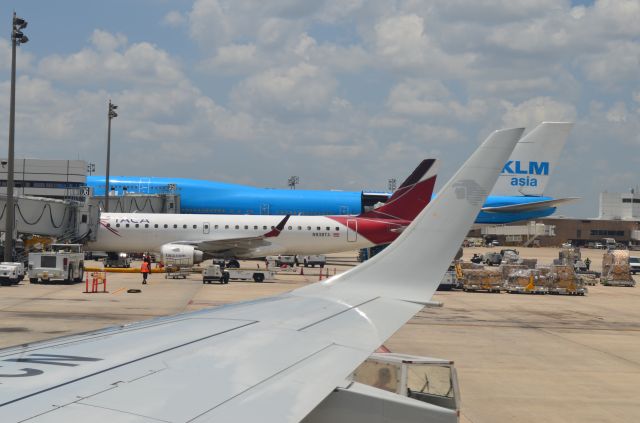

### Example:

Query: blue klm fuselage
xmin=87 ymin=176 xmax=556 ymax=224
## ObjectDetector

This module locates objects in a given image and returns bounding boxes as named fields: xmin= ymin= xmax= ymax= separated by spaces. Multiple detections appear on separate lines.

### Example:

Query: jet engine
xmin=160 ymin=244 xmax=204 ymax=266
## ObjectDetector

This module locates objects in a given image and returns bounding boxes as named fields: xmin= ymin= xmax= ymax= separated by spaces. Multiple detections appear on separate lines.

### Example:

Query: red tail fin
xmin=360 ymin=159 xmax=438 ymax=221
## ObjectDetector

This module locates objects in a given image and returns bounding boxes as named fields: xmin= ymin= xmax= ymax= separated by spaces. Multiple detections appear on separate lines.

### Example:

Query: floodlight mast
xmin=4 ymin=12 xmax=29 ymax=262
xmin=104 ymin=100 xmax=118 ymax=212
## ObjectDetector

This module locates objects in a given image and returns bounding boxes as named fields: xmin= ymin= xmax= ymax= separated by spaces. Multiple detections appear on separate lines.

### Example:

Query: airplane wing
xmin=482 ymin=197 xmax=579 ymax=213
xmin=173 ymin=215 xmax=291 ymax=256
xmin=0 ymin=128 xmax=523 ymax=422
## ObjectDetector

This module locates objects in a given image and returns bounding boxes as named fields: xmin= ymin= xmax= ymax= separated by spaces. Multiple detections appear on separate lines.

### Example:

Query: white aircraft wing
xmin=0 ymin=128 xmax=523 ymax=422
xmin=173 ymin=214 xmax=291 ymax=255
xmin=482 ymin=197 xmax=579 ymax=213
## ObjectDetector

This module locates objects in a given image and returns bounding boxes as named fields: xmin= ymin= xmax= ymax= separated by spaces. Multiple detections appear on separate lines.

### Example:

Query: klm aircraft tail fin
xmin=491 ymin=122 xmax=573 ymax=197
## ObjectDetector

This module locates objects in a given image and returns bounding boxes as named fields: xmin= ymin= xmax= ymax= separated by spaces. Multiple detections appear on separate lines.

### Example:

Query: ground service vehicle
xmin=630 ymin=257 xmax=640 ymax=275
xmin=203 ymin=264 xmax=275 ymax=283
xmin=104 ymin=252 xmax=131 ymax=268
xmin=483 ymin=252 xmax=502 ymax=266
xmin=298 ymin=255 xmax=326 ymax=267
xmin=28 ymin=244 xmax=84 ymax=284
xmin=202 ymin=265 xmax=230 ymax=284
xmin=0 ymin=262 xmax=25 ymax=286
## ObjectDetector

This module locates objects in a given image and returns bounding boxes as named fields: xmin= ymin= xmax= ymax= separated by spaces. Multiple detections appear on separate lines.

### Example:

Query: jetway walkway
xmin=90 ymin=194 xmax=180 ymax=214
xmin=0 ymin=195 xmax=99 ymax=243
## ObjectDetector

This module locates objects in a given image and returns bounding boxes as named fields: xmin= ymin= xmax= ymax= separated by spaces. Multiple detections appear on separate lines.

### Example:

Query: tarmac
xmin=1 ymin=247 xmax=639 ymax=422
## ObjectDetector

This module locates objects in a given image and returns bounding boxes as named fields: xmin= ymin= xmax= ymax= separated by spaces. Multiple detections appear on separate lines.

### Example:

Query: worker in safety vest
xmin=141 ymin=260 xmax=150 ymax=284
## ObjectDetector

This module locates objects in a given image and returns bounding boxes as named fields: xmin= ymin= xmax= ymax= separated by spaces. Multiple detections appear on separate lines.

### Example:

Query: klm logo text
xmin=502 ymin=161 xmax=549 ymax=175
xmin=502 ymin=161 xmax=549 ymax=187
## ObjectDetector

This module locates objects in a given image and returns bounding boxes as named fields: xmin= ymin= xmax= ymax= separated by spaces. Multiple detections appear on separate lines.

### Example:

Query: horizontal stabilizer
xmin=482 ymin=197 xmax=579 ymax=213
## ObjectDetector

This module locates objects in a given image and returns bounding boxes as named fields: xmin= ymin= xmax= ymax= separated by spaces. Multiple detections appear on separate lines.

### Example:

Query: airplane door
xmin=261 ymin=204 xmax=270 ymax=215
xmin=203 ymin=222 xmax=210 ymax=234
xmin=347 ymin=219 xmax=357 ymax=242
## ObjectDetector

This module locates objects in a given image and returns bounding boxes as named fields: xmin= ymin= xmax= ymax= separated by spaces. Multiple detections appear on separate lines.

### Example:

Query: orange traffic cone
xmin=300 ymin=266 xmax=304 ymax=275
xmin=318 ymin=269 xmax=323 ymax=281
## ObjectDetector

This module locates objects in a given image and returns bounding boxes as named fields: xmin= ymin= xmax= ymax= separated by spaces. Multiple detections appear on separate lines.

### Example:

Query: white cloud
xmin=501 ymin=97 xmax=577 ymax=129
xmin=90 ymin=30 xmax=127 ymax=52
xmin=375 ymin=14 xmax=428 ymax=68
xmin=163 ymin=11 xmax=186 ymax=27
xmin=581 ymin=41 xmax=640 ymax=85
xmin=38 ymin=30 xmax=184 ymax=85
xmin=230 ymin=63 xmax=338 ymax=116
xmin=387 ymin=79 xmax=487 ymax=121
xmin=200 ymin=43 xmax=261 ymax=73
xmin=606 ymin=102 xmax=628 ymax=123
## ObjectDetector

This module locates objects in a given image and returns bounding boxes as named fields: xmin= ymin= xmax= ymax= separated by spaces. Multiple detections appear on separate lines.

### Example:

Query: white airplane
xmin=87 ymin=159 xmax=440 ymax=264
xmin=0 ymin=127 xmax=523 ymax=422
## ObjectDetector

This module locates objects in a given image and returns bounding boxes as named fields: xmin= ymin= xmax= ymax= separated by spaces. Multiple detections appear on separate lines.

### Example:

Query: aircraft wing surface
xmin=482 ymin=197 xmax=579 ymax=213
xmin=0 ymin=128 xmax=523 ymax=422
xmin=173 ymin=215 xmax=291 ymax=256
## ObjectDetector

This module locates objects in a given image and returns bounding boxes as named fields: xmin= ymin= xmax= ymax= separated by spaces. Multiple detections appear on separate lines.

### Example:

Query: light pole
xmin=288 ymin=176 xmax=299 ymax=190
xmin=388 ymin=178 xmax=397 ymax=192
xmin=4 ymin=13 xmax=28 ymax=262
xmin=104 ymin=100 xmax=117 ymax=212
xmin=87 ymin=162 xmax=95 ymax=176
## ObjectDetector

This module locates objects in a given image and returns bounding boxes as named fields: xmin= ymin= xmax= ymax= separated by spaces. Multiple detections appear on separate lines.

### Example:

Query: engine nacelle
xmin=160 ymin=244 xmax=204 ymax=266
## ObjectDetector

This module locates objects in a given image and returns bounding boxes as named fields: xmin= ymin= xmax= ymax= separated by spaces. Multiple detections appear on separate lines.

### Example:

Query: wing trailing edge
xmin=482 ymin=197 xmax=579 ymax=213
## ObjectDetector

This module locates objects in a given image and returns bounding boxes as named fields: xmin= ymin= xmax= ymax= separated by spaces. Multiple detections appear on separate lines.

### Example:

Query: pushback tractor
xmin=28 ymin=244 xmax=84 ymax=284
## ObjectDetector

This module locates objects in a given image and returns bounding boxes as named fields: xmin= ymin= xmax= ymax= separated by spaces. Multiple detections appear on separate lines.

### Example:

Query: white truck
xmin=0 ymin=262 xmax=25 ymax=286
xmin=266 ymin=255 xmax=296 ymax=267
xmin=28 ymin=244 xmax=85 ymax=284
xmin=297 ymin=255 xmax=326 ymax=268
xmin=202 ymin=264 xmax=275 ymax=284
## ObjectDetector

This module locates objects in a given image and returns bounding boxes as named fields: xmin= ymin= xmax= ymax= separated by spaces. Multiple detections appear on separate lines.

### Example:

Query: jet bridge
xmin=0 ymin=194 xmax=99 ymax=243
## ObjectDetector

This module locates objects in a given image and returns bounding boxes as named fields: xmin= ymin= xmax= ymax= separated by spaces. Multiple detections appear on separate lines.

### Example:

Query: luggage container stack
xmin=500 ymin=264 xmax=527 ymax=282
xmin=505 ymin=269 xmax=548 ymax=294
xmin=462 ymin=268 xmax=502 ymax=293
xmin=547 ymin=265 xmax=587 ymax=295
xmin=600 ymin=250 xmax=635 ymax=287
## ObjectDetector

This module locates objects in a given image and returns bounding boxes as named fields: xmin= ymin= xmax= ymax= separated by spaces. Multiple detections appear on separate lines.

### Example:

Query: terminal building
xmin=0 ymin=158 xmax=180 ymax=214
xmin=0 ymin=159 xmax=87 ymax=200
xmin=599 ymin=190 xmax=640 ymax=220
xmin=477 ymin=189 xmax=640 ymax=248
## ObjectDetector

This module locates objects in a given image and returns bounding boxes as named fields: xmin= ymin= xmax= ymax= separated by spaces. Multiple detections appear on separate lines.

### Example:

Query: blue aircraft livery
xmin=501 ymin=160 xmax=549 ymax=187
xmin=87 ymin=175 xmax=568 ymax=225
xmin=89 ymin=176 xmax=363 ymax=216
xmin=87 ymin=122 xmax=576 ymax=224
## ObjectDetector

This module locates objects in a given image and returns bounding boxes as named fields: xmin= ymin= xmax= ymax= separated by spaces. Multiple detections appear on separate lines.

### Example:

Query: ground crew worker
xmin=141 ymin=260 xmax=150 ymax=284
xmin=584 ymin=257 xmax=591 ymax=270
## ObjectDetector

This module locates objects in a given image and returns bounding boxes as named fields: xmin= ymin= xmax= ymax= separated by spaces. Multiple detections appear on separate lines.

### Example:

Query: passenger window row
xmin=107 ymin=223 xmax=341 ymax=231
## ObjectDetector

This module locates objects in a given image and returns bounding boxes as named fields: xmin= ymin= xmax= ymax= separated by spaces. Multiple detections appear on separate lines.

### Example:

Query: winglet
xmin=298 ymin=127 xmax=524 ymax=303
xmin=264 ymin=215 xmax=290 ymax=238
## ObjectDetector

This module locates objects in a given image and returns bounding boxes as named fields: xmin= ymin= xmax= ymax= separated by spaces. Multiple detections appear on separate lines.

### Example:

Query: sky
xmin=0 ymin=0 xmax=638 ymax=218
